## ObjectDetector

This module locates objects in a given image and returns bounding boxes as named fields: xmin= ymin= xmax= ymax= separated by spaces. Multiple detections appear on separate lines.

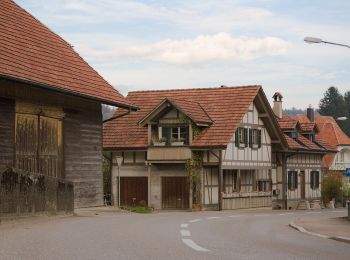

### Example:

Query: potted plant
xmin=152 ymin=137 xmax=166 ymax=146
xmin=171 ymin=137 xmax=184 ymax=146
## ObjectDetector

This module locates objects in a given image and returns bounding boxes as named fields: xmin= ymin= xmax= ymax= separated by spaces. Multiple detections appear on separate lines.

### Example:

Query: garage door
xmin=162 ymin=177 xmax=189 ymax=209
xmin=120 ymin=177 xmax=148 ymax=206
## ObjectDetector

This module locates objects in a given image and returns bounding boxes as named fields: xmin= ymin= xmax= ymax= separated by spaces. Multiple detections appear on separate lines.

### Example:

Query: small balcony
xmin=147 ymin=146 xmax=192 ymax=161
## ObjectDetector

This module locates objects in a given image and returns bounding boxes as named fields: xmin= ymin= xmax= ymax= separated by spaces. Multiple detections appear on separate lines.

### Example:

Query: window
xmin=291 ymin=131 xmax=297 ymax=140
xmin=257 ymin=180 xmax=271 ymax=192
xmin=288 ymin=171 xmax=298 ymax=190
xmin=170 ymin=126 xmax=188 ymax=143
xmin=235 ymin=128 xmax=248 ymax=147
xmin=240 ymin=170 xmax=255 ymax=192
xmin=249 ymin=129 xmax=262 ymax=148
xmin=310 ymin=171 xmax=320 ymax=189
xmin=223 ymin=170 xmax=238 ymax=193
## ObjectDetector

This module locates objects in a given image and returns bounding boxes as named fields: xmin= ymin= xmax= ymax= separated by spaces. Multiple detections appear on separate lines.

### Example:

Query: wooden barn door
xmin=162 ymin=177 xmax=189 ymax=209
xmin=120 ymin=177 xmax=148 ymax=206
xmin=203 ymin=167 xmax=219 ymax=207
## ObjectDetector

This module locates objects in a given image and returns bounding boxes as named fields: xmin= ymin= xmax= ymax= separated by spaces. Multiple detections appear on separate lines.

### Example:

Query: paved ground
xmin=1 ymin=208 xmax=349 ymax=260
xmin=295 ymin=216 xmax=350 ymax=238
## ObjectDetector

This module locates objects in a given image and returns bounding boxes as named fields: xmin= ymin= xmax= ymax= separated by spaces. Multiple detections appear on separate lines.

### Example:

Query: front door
xmin=300 ymin=171 xmax=305 ymax=199
xmin=162 ymin=177 xmax=189 ymax=209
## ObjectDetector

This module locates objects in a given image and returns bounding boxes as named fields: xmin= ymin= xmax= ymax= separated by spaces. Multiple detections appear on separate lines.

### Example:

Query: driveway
xmin=0 ymin=209 xmax=349 ymax=260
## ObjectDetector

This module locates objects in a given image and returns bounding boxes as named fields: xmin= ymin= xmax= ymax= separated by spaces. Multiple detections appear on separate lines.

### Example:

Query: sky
xmin=16 ymin=0 xmax=350 ymax=109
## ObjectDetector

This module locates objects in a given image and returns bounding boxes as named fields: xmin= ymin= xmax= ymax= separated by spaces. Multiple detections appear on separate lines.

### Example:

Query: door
xmin=300 ymin=171 xmax=305 ymax=199
xmin=203 ymin=167 xmax=219 ymax=207
xmin=162 ymin=177 xmax=189 ymax=209
xmin=120 ymin=177 xmax=148 ymax=206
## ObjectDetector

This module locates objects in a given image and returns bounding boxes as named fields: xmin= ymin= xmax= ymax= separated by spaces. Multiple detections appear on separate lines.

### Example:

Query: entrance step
xmin=297 ymin=200 xmax=310 ymax=210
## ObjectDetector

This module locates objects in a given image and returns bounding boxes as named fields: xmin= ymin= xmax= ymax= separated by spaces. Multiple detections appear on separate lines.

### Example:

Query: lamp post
xmin=115 ymin=156 xmax=123 ymax=208
xmin=304 ymin=37 xmax=350 ymax=49
xmin=336 ymin=117 xmax=348 ymax=121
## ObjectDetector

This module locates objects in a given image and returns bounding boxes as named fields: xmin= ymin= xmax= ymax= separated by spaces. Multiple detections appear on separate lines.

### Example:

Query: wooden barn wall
xmin=64 ymin=109 xmax=103 ymax=208
xmin=0 ymin=79 xmax=104 ymax=208
xmin=0 ymin=98 xmax=15 ymax=166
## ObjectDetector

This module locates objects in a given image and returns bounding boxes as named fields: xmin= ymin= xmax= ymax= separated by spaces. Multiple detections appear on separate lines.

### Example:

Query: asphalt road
xmin=0 ymin=208 xmax=349 ymax=260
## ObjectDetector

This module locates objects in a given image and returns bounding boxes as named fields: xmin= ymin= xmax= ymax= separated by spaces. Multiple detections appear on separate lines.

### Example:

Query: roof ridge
xmin=128 ymin=85 xmax=261 ymax=94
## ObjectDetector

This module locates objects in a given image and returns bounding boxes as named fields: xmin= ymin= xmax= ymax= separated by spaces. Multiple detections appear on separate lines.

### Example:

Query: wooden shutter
xmin=258 ymin=129 xmax=262 ymax=148
xmin=316 ymin=172 xmax=319 ymax=188
xmin=287 ymin=171 xmax=291 ymax=190
xmin=244 ymin=128 xmax=248 ymax=147
xmin=15 ymin=114 xmax=39 ymax=173
xmin=294 ymin=171 xmax=298 ymax=189
xmin=235 ymin=129 xmax=239 ymax=147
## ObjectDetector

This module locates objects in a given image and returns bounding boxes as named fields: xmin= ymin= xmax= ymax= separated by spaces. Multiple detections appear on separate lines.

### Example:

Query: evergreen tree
xmin=319 ymin=87 xmax=347 ymax=117
xmin=319 ymin=87 xmax=350 ymax=137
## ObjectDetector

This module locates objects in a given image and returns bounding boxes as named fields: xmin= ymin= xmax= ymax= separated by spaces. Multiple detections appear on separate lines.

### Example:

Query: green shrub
xmin=132 ymin=207 xmax=152 ymax=214
xmin=322 ymin=171 xmax=342 ymax=204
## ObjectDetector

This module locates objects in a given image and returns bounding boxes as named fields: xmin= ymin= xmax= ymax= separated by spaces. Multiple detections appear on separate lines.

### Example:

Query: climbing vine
xmin=186 ymin=153 xmax=203 ymax=205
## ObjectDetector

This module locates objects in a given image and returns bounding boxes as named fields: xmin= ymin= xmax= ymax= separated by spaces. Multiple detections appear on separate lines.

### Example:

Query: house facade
xmin=103 ymin=86 xmax=287 ymax=210
xmin=0 ymin=0 xmax=135 ymax=208
xmin=271 ymin=94 xmax=336 ymax=210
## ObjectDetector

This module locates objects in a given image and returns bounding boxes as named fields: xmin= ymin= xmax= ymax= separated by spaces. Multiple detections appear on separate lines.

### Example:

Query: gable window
xmin=235 ymin=128 xmax=248 ymax=147
xmin=287 ymin=171 xmax=298 ymax=190
xmin=169 ymin=126 xmax=188 ymax=144
xmin=310 ymin=171 xmax=320 ymax=189
xmin=249 ymin=129 xmax=262 ymax=148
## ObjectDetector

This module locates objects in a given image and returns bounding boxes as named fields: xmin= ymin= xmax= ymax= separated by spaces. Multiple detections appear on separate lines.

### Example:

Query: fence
xmin=0 ymin=166 xmax=74 ymax=221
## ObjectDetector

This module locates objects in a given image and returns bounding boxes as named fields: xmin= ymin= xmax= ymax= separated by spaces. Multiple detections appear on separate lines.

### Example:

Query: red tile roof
xmin=104 ymin=86 xmax=261 ymax=149
xmin=0 ymin=0 xmax=134 ymax=109
xmin=278 ymin=114 xmax=334 ymax=153
xmin=315 ymin=116 xmax=350 ymax=146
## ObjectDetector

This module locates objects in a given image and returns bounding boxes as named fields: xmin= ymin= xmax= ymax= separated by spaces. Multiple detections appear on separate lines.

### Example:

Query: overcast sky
xmin=17 ymin=0 xmax=350 ymax=109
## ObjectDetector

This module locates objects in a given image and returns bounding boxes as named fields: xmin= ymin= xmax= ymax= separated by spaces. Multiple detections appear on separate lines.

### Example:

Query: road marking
xmin=182 ymin=239 xmax=210 ymax=252
xmin=207 ymin=216 xmax=221 ymax=220
xmin=189 ymin=219 xmax=201 ymax=223
xmin=228 ymin=215 xmax=245 ymax=218
xmin=180 ymin=230 xmax=191 ymax=237
xmin=181 ymin=223 xmax=189 ymax=228
xmin=254 ymin=214 xmax=270 ymax=217
xmin=279 ymin=213 xmax=295 ymax=216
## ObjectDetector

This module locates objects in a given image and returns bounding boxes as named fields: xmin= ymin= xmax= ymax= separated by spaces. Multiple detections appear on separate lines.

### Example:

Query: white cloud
xmin=76 ymin=33 xmax=289 ymax=65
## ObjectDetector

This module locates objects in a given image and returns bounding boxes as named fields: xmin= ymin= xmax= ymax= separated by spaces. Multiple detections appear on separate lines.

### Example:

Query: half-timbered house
xmin=0 ymin=0 xmax=136 ymax=208
xmin=104 ymin=86 xmax=287 ymax=210
xmin=271 ymin=93 xmax=336 ymax=210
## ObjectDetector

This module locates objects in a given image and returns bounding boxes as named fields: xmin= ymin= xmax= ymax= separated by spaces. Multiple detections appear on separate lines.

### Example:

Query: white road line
xmin=254 ymin=214 xmax=270 ymax=217
xmin=228 ymin=215 xmax=245 ymax=218
xmin=189 ymin=219 xmax=201 ymax=223
xmin=180 ymin=230 xmax=191 ymax=237
xmin=207 ymin=216 xmax=221 ymax=220
xmin=182 ymin=239 xmax=210 ymax=252
xmin=279 ymin=213 xmax=295 ymax=216
xmin=181 ymin=223 xmax=189 ymax=228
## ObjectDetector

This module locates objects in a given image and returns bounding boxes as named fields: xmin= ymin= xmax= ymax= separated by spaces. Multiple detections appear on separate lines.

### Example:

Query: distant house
xmin=295 ymin=115 xmax=350 ymax=173
xmin=272 ymin=93 xmax=336 ymax=209
xmin=103 ymin=86 xmax=287 ymax=210
xmin=0 ymin=0 xmax=136 ymax=208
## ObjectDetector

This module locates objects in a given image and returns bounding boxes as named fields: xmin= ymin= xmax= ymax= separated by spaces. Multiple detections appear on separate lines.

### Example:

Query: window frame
xmin=288 ymin=171 xmax=298 ymax=190
xmin=310 ymin=171 xmax=320 ymax=190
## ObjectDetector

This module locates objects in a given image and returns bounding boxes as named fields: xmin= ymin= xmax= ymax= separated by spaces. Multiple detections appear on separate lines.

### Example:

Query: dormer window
xmin=171 ymin=126 xmax=188 ymax=143
xmin=291 ymin=131 xmax=297 ymax=140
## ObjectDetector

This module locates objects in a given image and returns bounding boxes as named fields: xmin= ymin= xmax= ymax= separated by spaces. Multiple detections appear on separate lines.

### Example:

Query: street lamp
xmin=337 ymin=117 xmax=348 ymax=121
xmin=304 ymin=36 xmax=350 ymax=49
xmin=115 ymin=156 xmax=123 ymax=208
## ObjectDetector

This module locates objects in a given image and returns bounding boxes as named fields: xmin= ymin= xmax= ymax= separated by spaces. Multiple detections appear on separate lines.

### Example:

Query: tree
xmin=319 ymin=87 xmax=347 ymax=117
xmin=319 ymin=87 xmax=350 ymax=137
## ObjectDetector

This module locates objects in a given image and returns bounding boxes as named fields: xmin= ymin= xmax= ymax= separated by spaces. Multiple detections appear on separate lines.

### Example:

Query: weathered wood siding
xmin=0 ymin=98 xmax=15 ymax=166
xmin=64 ymin=109 xmax=103 ymax=208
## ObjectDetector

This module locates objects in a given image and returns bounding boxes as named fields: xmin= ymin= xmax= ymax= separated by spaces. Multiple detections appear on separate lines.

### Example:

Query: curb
xmin=289 ymin=221 xmax=350 ymax=244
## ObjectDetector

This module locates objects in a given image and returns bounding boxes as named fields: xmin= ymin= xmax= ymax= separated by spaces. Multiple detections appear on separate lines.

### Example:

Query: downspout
xmin=103 ymin=152 xmax=113 ymax=205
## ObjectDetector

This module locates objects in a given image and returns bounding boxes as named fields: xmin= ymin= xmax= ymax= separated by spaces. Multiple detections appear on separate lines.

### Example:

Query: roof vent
xmin=220 ymin=85 xmax=227 ymax=88
xmin=272 ymin=92 xmax=283 ymax=119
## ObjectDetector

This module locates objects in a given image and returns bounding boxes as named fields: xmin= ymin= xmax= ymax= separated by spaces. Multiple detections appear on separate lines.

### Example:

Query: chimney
xmin=272 ymin=92 xmax=283 ymax=119
xmin=307 ymin=104 xmax=314 ymax=122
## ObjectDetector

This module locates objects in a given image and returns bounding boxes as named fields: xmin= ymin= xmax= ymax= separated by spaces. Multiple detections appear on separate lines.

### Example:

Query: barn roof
xmin=0 ymin=0 xmax=135 ymax=109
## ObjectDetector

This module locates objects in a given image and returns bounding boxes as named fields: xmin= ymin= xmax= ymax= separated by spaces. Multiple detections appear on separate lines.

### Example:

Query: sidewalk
xmin=291 ymin=215 xmax=350 ymax=244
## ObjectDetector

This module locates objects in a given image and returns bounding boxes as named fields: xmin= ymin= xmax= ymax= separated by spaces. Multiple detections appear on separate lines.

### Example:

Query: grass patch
xmin=132 ymin=206 xmax=152 ymax=214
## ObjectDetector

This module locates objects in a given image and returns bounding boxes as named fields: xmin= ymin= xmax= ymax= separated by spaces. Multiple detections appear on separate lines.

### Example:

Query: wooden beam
xmin=258 ymin=113 xmax=268 ymax=118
